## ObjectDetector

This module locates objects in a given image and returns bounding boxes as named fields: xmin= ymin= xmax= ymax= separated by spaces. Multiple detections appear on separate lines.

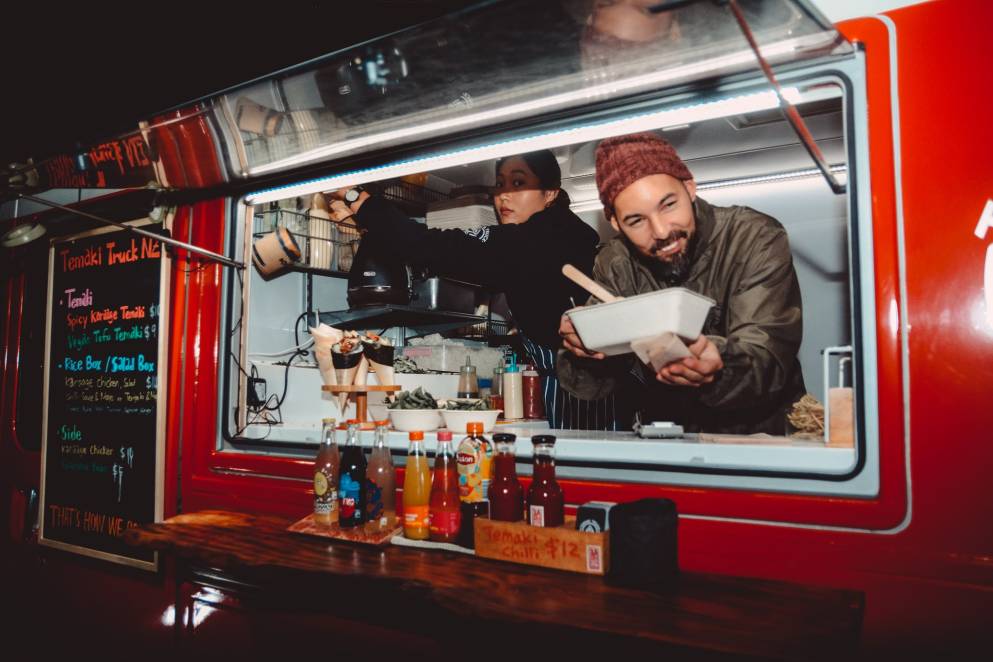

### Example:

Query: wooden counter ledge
xmin=126 ymin=510 xmax=863 ymax=659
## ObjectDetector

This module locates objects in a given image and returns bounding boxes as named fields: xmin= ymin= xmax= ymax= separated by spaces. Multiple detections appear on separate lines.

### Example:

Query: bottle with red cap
xmin=456 ymin=422 xmax=492 ymax=503
xmin=402 ymin=431 xmax=431 ymax=540
xmin=429 ymin=431 xmax=461 ymax=542
xmin=489 ymin=432 xmax=524 ymax=522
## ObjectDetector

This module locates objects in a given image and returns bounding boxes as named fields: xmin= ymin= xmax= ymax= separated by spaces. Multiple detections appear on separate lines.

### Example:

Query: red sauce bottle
xmin=526 ymin=435 xmax=563 ymax=528
xmin=489 ymin=433 xmax=523 ymax=522
xmin=429 ymin=431 xmax=461 ymax=542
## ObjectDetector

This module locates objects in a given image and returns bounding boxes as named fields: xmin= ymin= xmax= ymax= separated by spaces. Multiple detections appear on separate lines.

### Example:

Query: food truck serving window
xmin=214 ymin=1 xmax=880 ymax=500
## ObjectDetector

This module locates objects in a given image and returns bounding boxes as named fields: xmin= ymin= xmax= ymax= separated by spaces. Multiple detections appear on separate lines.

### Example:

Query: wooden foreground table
xmin=126 ymin=510 xmax=863 ymax=660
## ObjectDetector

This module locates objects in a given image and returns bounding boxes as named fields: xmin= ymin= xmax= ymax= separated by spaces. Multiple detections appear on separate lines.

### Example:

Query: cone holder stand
xmin=321 ymin=384 xmax=400 ymax=427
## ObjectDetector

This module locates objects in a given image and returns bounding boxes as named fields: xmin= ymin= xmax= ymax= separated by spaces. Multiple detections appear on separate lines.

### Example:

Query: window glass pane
xmin=218 ymin=0 xmax=847 ymax=176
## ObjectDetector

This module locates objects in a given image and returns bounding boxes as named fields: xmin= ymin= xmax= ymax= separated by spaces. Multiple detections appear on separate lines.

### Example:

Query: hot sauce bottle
xmin=402 ymin=431 xmax=431 ymax=540
xmin=489 ymin=432 xmax=523 ymax=522
xmin=429 ymin=431 xmax=461 ymax=542
xmin=526 ymin=435 xmax=564 ymax=528
xmin=338 ymin=420 xmax=367 ymax=528
xmin=313 ymin=418 xmax=340 ymax=525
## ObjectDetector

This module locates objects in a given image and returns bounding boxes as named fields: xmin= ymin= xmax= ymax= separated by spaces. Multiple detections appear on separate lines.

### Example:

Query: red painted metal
xmin=4 ymin=0 xmax=992 ymax=653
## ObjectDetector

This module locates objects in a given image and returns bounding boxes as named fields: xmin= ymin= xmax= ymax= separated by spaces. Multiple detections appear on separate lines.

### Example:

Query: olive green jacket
xmin=557 ymin=198 xmax=805 ymax=434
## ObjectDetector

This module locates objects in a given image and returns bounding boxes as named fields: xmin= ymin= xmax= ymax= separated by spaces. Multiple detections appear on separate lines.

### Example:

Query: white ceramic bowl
xmin=440 ymin=408 xmax=502 ymax=434
xmin=387 ymin=408 xmax=443 ymax=432
xmin=566 ymin=287 xmax=715 ymax=356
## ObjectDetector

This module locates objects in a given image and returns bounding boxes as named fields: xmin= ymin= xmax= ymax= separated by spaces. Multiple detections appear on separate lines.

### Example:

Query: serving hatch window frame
xmin=217 ymin=51 xmax=881 ymax=499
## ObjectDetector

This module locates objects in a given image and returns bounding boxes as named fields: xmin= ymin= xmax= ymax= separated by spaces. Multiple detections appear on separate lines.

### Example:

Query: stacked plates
xmin=426 ymin=195 xmax=497 ymax=231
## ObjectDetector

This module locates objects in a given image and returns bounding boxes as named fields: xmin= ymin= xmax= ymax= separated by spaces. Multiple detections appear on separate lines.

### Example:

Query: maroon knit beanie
xmin=595 ymin=132 xmax=693 ymax=212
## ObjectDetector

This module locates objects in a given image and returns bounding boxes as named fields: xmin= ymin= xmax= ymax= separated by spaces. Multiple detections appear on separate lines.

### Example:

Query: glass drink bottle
xmin=429 ymin=431 xmax=461 ymax=542
xmin=365 ymin=419 xmax=395 ymax=530
xmin=338 ymin=420 xmax=367 ymax=528
xmin=313 ymin=418 xmax=340 ymax=525
xmin=402 ymin=431 xmax=431 ymax=540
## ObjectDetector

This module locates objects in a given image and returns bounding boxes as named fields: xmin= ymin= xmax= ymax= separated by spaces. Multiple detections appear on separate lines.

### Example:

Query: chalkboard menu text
xmin=39 ymin=223 xmax=168 ymax=569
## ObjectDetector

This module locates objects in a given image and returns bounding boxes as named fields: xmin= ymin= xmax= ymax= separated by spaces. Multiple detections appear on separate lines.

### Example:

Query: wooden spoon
xmin=561 ymin=264 xmax=621 ymax=303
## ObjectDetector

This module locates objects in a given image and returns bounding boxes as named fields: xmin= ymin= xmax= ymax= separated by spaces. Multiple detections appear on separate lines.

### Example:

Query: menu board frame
xmin=38 ymin=220 xmax=170 ymax=571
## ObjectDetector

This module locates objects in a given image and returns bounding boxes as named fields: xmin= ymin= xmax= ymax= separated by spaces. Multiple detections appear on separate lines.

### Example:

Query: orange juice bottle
xmin=402 ymin=431 xmax=431 ymax=540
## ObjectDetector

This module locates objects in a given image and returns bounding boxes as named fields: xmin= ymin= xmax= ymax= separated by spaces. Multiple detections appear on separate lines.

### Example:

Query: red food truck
xmin=1 ymin=0 xmax=990 ymax=656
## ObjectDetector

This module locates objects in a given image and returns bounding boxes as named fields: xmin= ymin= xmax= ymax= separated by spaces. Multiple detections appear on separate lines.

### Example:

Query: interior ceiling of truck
xmin=430 ymin=91 xmax=844 ymax=205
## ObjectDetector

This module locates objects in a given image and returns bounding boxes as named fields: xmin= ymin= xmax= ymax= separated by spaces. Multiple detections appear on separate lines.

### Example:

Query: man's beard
xmin=635 ymin=230 xmax=694 ymax=285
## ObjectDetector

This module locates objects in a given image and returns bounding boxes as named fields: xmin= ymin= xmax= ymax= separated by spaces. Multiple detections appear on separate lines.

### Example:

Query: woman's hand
xmin=656 ymin=335 xmax=723 ymax=387
xmin=328 ymin=200 xmax=354 ymax=223
xmin=560 ymin=313 xmax=605 ymax=359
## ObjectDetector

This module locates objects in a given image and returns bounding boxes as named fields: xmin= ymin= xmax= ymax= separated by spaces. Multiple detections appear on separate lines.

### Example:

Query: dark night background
xmin=0 ymin=1 xmax=475 ymax=170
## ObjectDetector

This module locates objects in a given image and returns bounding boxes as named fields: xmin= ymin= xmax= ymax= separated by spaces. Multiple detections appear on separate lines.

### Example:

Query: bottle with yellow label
xmin=402 ymin=431 xmax=431 ymax=540
xmin=313 ymin=418 xmax=340 ymax=525
xmin=457 ymin=422 xmax=492 ymax=502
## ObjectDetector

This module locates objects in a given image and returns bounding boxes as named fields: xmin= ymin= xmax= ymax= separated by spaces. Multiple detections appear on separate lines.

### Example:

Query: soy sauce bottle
xmin=338 ymin=420 xmax=367 ymax=528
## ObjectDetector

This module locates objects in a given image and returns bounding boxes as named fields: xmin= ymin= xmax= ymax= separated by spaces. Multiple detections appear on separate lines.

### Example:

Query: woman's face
xmin=492 ymin=156 xmax=558 ymax=225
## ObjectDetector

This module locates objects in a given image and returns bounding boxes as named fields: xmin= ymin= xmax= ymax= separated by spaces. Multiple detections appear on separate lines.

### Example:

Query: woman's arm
xmin=354 ymin=195 xmax=532 ymax=288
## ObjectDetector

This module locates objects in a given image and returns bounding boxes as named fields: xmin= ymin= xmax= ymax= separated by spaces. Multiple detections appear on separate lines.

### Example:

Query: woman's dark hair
xmin=495 ymin=150 xmax=572 ymax=209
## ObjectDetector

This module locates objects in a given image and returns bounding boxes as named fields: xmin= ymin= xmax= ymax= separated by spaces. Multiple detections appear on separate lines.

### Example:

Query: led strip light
xmin=246 ymin=84 xmax=839 ymax=205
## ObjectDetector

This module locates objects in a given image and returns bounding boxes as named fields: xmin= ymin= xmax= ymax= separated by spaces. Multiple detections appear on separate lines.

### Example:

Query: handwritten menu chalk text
xmin=39 ymin=225 xmax=168 ymax=569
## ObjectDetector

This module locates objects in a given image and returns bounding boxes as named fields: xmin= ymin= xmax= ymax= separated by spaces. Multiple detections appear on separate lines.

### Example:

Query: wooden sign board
xmin=474 ymin=517 xmax=610 ymax=575
xmin=38 ymin=222 xmax=169 ymax=570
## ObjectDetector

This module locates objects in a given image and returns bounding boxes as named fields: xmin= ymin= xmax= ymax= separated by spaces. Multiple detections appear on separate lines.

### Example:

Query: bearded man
xmin=558 ymin=132 xmax=805 ymax=434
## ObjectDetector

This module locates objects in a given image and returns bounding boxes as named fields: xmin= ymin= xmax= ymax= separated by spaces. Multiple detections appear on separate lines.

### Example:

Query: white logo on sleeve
xmin=463 ymin=226 xmax=491 ymax=243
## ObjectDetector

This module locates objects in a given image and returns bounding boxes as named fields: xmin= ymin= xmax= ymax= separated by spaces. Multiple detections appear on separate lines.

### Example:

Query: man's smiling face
xmin=609 ymin=173 xmax=697 ymax=280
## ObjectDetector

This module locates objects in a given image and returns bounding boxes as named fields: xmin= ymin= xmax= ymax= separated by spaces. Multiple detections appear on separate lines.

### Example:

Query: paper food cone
xmin=362 ymin=340 xmax=395 ymax=387
xmin=314 ymin=348 xmax=336 ymax=387
xmin=340 ymin=356 xmax=369 ymax=414
xmin=332 ymin=339 xmax=363 ymax=414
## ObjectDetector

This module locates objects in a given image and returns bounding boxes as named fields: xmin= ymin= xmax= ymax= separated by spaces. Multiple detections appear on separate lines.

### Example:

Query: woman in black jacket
xmin=330 ymin=150 xmax=621 ymax=430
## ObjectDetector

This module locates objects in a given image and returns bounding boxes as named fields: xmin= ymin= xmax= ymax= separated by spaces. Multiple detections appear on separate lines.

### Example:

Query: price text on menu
xmin=42 ymin=229 xmax=164 ymax=564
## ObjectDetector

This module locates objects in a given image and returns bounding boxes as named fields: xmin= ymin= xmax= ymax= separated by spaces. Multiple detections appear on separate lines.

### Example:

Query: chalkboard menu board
xmin=39 ymin=223 xmax=169 ymax=569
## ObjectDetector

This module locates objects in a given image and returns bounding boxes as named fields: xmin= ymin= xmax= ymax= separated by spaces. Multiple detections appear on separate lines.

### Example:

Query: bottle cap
xmin=437 ymin=430 xmax=453 ymax=442
xmin=467 ymin=422 xmax=484 ymax=435
xmin=347 ymin=418 xmax=360 ymax=425
xmin=505 ymin=354 xmax=520 ymax=373
xmin=532 ymin=434 xmax=556 ymax=446
xmin=492 ymin=432 xmax=516 ymax=444
xmin=322 ymin=417 xmax=336 ymax=425
xmin=408 ymin=431 xmax=424 ymax=441
xmin=374 ymin=419 xmax=390 ymax=427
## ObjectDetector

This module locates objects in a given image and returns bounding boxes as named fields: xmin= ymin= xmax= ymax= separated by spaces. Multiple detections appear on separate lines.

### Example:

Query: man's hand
xmin=656 ymin=335 xmax=723 ymax=387
xmin=560 ymin=314 xmax=605 ymax=360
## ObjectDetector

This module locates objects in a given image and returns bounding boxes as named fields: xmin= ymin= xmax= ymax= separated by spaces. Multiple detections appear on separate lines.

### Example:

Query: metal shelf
xmin=309 ymin=306 xmax=488 ymax=336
